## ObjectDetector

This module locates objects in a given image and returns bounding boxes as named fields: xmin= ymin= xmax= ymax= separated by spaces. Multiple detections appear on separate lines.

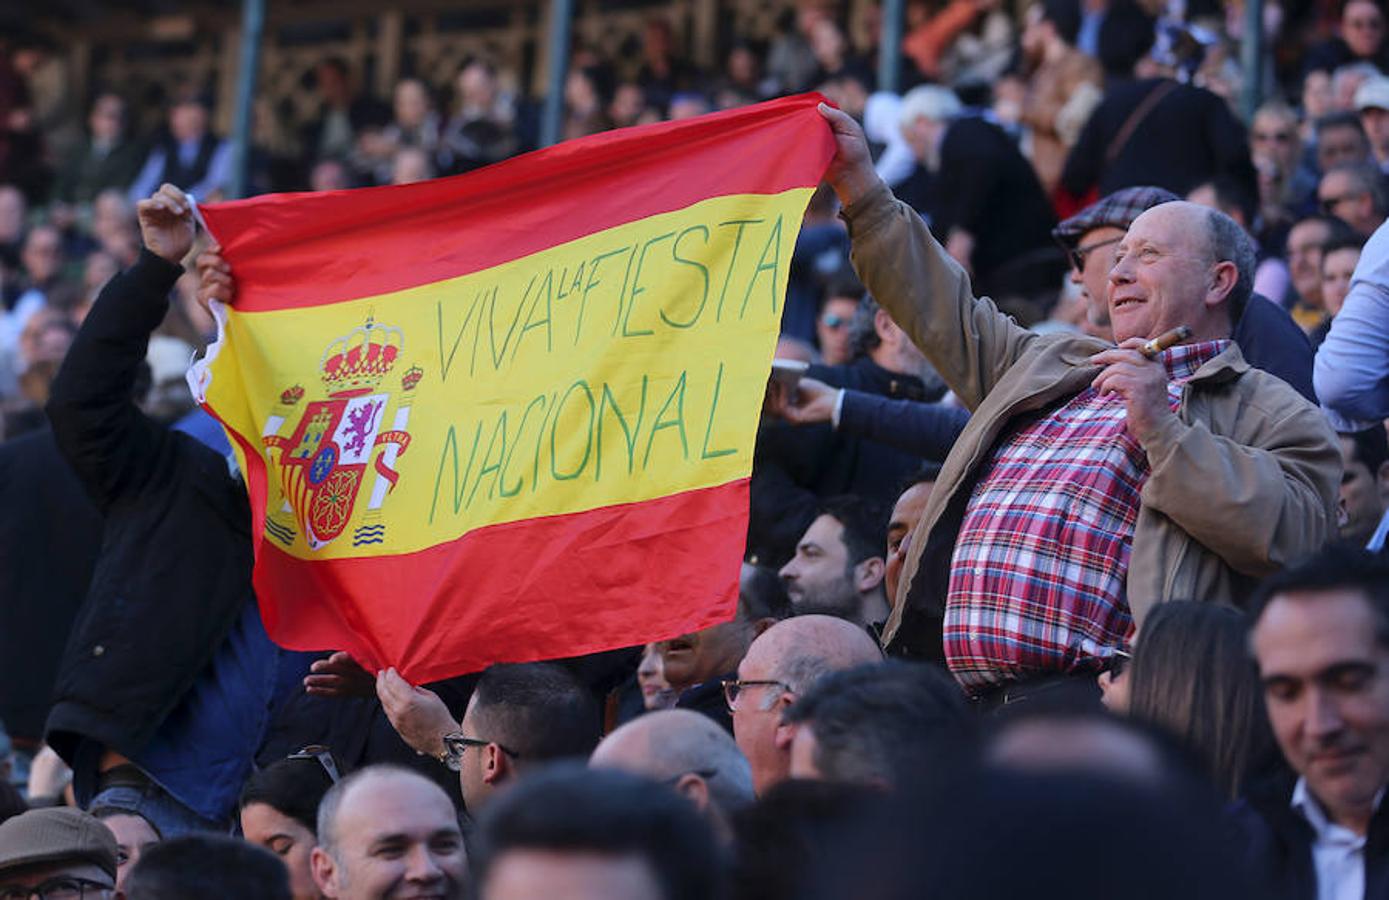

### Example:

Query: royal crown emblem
xmin=321 ymin=316 xmax=403 ymax=395
xmin=259 ymin=315 xmax=419 ymax=551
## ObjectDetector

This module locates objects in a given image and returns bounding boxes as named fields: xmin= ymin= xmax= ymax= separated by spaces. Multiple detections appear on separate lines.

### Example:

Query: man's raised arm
xmin=817 ymin=104 xmax=1037 ymax=411
xmin=46 ymin=185 xmax=198 ymax=511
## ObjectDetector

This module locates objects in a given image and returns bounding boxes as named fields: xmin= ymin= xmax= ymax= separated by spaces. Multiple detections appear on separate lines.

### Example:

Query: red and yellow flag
xmin=189 ymin=94 xmax=833 ymax=683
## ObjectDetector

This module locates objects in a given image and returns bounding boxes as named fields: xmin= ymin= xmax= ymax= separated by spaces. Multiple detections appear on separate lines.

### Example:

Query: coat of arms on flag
xmin=261 ymin=317 xmax=418 ymax=551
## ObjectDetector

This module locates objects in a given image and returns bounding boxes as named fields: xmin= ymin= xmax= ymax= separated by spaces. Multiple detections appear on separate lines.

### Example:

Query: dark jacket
xmin=52 ymin=138 xmax=146 ymax=205
xmin=1061 ymin=78 xmax=1253 ymax=200
xmin=838 ymin=392 xmax=971 ymax=461
xmin=0 ymin=426 xmax=103 ymax=744
xmin=1235 ymin=295 xmax=1318 ymax=403
xmin=1229 ymin=775 xmax=1389 ymax=900
xmin=749 ymin=357 xmax=935 ymax=566
xmin=44 ymin=250 xmax=253 ymax=763
xmin=933 ymin=116 xmax=1064 ymax=298
xmin=153 ymin=133 xmax=222 ymax=193
xmin=675 ymin=674 xmax=734 ymax=734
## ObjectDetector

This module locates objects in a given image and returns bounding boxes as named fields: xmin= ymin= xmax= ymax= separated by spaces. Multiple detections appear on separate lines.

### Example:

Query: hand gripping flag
xmin=189 ymin=94 xmax=834 ymax=683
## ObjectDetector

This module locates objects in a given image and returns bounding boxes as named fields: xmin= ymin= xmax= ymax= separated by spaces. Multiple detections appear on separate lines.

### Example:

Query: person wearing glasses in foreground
xmin=724 ymin=614 xmax=881 ymax=795
xmin=590 ymin=709 xmax=754 ymax=844
xmin=817 ymin=102 xmax=1340 ymax=705
xmin=0 ymin=807 xmax=118 ymax=900
xmin=439 ymin=663 xmax=599 ymax=817
xmin=369 ymin=661 xmax=600 ymax=818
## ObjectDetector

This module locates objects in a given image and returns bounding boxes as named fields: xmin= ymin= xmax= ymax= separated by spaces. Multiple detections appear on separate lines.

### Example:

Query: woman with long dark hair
xmin=1099 ymin=602 xmax=1278 ymax=798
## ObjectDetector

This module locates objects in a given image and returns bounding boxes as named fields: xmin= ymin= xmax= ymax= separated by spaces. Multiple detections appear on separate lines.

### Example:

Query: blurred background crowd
xmin=3 ymin=0 xmax=1389 ymax=433
xmin=3 ymin=0 xmax=1389 ymax=897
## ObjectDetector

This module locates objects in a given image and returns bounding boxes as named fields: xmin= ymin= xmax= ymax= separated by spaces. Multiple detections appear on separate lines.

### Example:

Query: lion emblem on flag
xmin=260 ymin=316 xmax=421 ymax=551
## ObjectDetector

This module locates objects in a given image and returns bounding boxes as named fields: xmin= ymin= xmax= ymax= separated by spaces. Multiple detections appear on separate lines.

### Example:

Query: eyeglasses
xmin=1252 ymin=130 xmax=1295 ymax=143
xmin=1067 ymin=235 xmax=1123 ymax=273
xmin=820 ymin=312 xmax=849 ymax=329
xmin=721 ymin=678 xmax=790 ymax=712
xmin=440 ymin=732 xmax=522 ymax=772
xmin=0 ymin=877 xmax=114 ymax=900
xmin=1321 ymin=192 xmax=1364 ymax=215
xmin=288 ymin=744 xmax=341 ymax=783
xmin=1104 ymin=649 xmax=1133 ymax=679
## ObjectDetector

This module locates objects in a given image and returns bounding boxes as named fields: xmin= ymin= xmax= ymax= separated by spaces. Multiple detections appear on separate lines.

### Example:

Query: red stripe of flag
xmin=201 ymin=93 xmax=833 ymax=312
xmin=253 ymin=480 xmax=748 ymax=683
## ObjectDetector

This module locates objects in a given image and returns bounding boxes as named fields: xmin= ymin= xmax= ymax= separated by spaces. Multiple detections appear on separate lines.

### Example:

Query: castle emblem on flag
xmin=260 ymin=316 xmax=419 ymax=550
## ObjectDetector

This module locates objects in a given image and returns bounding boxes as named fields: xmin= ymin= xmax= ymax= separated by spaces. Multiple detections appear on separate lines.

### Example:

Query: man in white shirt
xmin=1315 ymin=216 xmax=1389 ymax=431
xmin=1237 ymin=545 xmax=1389 ymax=899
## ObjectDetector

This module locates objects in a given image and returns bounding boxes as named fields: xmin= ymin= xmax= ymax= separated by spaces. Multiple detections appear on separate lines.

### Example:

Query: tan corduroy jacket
xmin=841 ymin=184 xmax=1341 ymax=657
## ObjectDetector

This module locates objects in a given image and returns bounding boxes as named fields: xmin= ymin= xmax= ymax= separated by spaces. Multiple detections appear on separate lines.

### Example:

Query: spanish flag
xmin=189 ymin=94 xmax=832 ymax=683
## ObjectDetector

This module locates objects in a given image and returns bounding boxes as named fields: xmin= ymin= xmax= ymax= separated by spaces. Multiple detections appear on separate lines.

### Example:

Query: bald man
xmin=311 ymin=765 xmax=467 ymax=900
xmin=818 ymin=104 xmax=1338 ymax=704
xmin=725 ymin=614 xmax=882 ymax=794
xmin=590 ymin=709 xmax=753 ymax=841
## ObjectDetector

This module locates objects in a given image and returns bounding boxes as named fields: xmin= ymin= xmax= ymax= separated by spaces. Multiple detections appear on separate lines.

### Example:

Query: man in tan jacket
xmin=815 ymin=104 xmax=1340 ymax=703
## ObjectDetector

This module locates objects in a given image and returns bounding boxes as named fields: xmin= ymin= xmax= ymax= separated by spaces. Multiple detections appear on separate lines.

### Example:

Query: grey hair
xmin=1333 ymin=61 xmax=1384 ymax=95
xmin=656 ymin=718 xmax=754 ymax=816
xmin=1328 ymin=161 xmax=1389 ymax=213
xmin=1204 ymin=207 xmax=1256 ymax=313
xmin=897 ymin=84 xmax=962 ymax=129
xmin=777 ymin=651 xmax=841 ymax=698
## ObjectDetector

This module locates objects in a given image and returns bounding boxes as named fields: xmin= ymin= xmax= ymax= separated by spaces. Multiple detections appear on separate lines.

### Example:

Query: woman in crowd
xmin=90 ymin=806 xmax=161 ymax=896
xmin=238 ymin=749 xmax=339 ymax=900
xmin=1099 ymin=602 xmax=1278 ymax=798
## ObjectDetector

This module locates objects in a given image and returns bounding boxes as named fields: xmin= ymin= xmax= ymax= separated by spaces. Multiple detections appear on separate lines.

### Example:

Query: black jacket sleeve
xmin=837 ymin=391 xmax=971 ymax=460
xmin=46 ymin=248 xmax=185 ymax=512
xmin=1060 ymin=98 xmax=1108 ymax=197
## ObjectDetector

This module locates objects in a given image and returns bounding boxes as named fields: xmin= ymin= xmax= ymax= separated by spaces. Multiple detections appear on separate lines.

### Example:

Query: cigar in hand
xmin=1139 ymin=326 xmax=1193 ymax=359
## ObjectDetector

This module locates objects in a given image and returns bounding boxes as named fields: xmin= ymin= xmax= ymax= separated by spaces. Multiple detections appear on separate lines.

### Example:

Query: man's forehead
xmin=340 ymin=775 xmax=454 ymax=835
xmin=1322 ymin=170 xmax=1353 ymax=190
xmin=1255 ymin=110 xmax=1293 ymax=130
xmin=1123 ymin=204 xmax=1202 ymax=247
xmin=890 ymin=483 xmax=933 ymax=525
xmin=1290 ymin=221 xmax=1331 ymax=244
xmin=807 ymin=514 xmax=846 ymax=543
xmin=1255 ymin=589 xmax=1382 ymax=663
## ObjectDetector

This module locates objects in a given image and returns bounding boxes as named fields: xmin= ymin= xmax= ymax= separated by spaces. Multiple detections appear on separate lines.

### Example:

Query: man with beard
xmin=778 ymin=496 xmax=889 ymax=631
xmin=658 ymin=564 xmax=788 ymax=732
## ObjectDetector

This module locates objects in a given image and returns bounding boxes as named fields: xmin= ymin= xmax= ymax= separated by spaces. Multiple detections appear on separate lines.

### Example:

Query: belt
xmin=971 ymin=671 xmax=1101 ymax=712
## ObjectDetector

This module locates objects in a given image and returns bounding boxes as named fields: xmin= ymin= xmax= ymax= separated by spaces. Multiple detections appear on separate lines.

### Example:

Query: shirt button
xmin=93 ymin=645 xmax=106 ymax=657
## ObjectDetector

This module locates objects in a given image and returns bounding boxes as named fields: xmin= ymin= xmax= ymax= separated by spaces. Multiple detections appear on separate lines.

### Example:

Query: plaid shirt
xmin=944 ymin=340 xmax=1229 ymax=693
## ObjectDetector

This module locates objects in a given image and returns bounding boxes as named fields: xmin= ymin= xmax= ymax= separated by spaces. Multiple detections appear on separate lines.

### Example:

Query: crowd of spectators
xmin=4 ymin=0 xmax=1389 ymax=897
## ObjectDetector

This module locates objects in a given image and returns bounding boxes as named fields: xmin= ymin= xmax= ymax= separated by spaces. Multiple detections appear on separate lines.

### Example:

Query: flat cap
xmin=1052 ymin=186 xmax=1180 ymax=248
xmin=0 ymin=807 xmax=117 ymax=883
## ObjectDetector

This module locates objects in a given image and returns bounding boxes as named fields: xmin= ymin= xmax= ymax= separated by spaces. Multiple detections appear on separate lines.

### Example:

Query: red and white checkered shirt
xmin=944 ymin=340 xmax=1229 ymax=693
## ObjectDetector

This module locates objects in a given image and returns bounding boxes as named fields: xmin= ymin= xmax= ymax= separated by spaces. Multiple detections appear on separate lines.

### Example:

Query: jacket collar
xmin=1058 ymin=336 xmax=1250 ymax=385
